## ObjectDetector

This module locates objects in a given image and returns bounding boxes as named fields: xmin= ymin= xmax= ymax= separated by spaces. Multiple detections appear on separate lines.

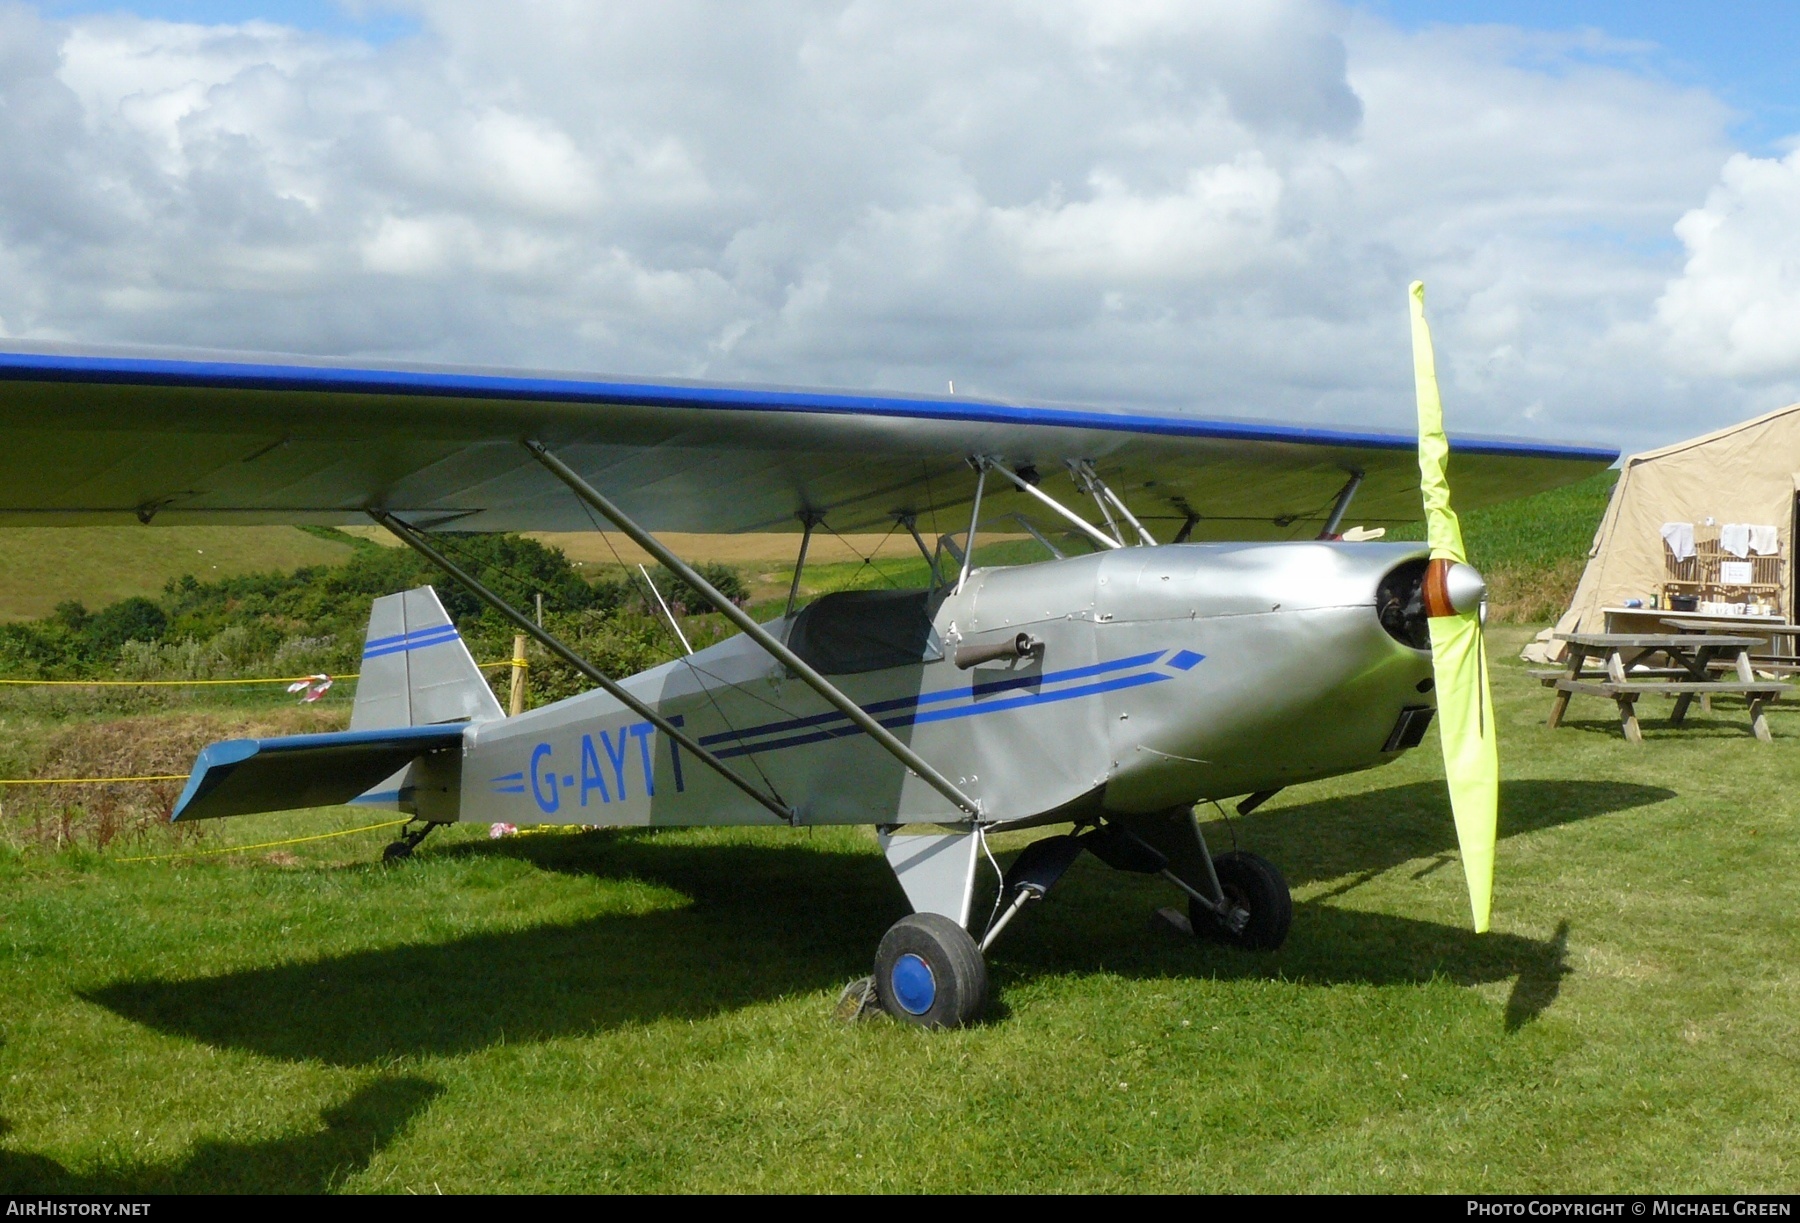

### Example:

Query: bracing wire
xmin=1207 ymin=799 xmax=1240 ymax=855
xmin=920 ymin=459 xmax=949 ymax=585
xmin=572 ymin=496 xmax=789 ymax=805
xmin=1277 ymin=485 xmax=1357 ymax=542
xmin=977 ymin=825 xmax=1008 ymax=942
xmin=819 ymin=517 xmax=905 ymax=591
xmin=662 ymin=656 xmax=807 ymax=722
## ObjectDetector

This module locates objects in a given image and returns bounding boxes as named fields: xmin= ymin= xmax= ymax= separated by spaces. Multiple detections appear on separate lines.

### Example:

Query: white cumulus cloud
xmin=1658 ymin=148 xmax=1800 ymax=381
xmin=994 ymin=158 xmax=1290 ymax=281
xmin=0 ymin=0 xmax=1784 ymax=451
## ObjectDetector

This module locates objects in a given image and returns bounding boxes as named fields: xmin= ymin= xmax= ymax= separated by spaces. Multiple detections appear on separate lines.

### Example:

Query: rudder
xmin=352 ymin=586 xmax=505 ymax=730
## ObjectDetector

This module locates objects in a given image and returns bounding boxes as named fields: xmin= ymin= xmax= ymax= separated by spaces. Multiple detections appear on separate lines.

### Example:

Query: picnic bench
xmin=1536 ymin=632 xmax=1791 ymax=743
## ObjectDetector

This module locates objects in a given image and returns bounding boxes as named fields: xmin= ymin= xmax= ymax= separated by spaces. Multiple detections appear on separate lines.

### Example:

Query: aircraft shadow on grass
xmin=1217 ymin=777 xmax=1676 ymax=890
xmin=86 ymin=778 xmax=1659 ymax=1064
xmin=0 ymin=1076 xmax=440 ymax=1194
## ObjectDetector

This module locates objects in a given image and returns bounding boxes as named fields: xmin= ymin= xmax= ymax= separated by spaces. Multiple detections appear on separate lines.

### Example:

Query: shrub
xmin=646 ymin=562 xmax=748 ymax=613
xmin=0 ymin=534 xmax=744 ymax=687
xmin=86 ymin=597 xmax=169 ymax=656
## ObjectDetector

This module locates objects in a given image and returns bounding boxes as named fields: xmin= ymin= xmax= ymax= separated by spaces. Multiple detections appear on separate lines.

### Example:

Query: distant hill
xmin=0 ymin=469 xmax=1618 ymax=628
xmin=0 ymin=526 xmax=354 ymax=621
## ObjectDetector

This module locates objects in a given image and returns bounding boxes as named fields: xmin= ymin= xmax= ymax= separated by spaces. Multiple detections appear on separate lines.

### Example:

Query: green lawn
xmin=1 ymin=624 xmax=1796 ymax=1192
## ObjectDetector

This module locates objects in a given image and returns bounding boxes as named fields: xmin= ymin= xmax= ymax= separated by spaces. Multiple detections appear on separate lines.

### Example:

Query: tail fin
xmin=351 ymin=586 xmax=505 ymax=730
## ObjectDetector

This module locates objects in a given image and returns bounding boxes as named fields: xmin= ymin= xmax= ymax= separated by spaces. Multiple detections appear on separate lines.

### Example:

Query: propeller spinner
xmin=1410 ymin=280 xmax=1499 ymax=934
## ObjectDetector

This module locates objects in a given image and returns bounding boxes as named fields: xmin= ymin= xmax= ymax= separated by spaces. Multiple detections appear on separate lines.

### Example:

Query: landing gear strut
xmin=866 ymin=828 xmax=995 ymax=1027
xmin=856 ymin=807 xmax=1293 ymax=1027
xmin=381 ymin=820 xmax=441 ymax=863
xmin=1091 ymin=809 xmax=1293 ymax=952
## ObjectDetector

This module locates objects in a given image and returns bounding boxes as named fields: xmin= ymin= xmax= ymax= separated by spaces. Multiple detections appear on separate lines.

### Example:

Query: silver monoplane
xmin=0 ymin=288 xmax=1611 ymax=1025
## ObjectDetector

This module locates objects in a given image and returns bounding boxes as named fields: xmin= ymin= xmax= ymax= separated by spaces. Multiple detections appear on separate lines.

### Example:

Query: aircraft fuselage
xmin=434 ymin=540 xmax=1437 ymax=830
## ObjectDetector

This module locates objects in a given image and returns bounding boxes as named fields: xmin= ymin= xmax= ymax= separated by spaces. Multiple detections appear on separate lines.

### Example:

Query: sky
xmin=1373 ymin=1 xmax=1800 ymax=153
xmin=2 ymin=1 xmax=1799 ymax=455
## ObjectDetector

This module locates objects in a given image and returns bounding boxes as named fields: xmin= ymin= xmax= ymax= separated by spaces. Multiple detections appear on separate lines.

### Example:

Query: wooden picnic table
xmin=1543 ymin=632 xmax=1791 ymax=743
xmin=1603 ymin=605 xmax=1788 ymax=639
xmin=1658 ymin=616 xmax=1800 ymax=648
xmin=1652 ymin=618 xmax=1800 ymax=678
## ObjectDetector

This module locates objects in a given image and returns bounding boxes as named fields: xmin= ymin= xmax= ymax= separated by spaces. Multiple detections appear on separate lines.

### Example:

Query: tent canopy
xmin=1538 ymin=402 xmax=1800 ymax=656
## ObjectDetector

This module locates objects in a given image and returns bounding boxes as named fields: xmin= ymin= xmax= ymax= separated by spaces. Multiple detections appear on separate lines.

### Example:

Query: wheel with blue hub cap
xmin=874 ymin=913 xmax=987 ymax=1028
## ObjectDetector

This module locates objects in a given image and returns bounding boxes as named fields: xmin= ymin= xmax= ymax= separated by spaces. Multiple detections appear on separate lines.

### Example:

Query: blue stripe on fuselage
xmin=696 ymin=649 xmax=1168 ymax=750
xmin=701 ymin=650 xmax=1198 ymax=761
xmin=709 ymin=668 xmax=1174 ymax=760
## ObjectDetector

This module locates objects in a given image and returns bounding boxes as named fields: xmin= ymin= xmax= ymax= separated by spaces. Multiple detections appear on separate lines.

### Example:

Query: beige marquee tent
xmin=1528 ymin=402 xmax=1800 ymax=662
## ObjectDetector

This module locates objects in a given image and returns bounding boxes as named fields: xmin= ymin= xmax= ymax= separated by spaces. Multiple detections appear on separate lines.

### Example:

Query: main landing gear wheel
xmin=1193 ymin=851 xmax=1292 ymax=951
xmin=874 ymin=913 xmax=988 ymax=1028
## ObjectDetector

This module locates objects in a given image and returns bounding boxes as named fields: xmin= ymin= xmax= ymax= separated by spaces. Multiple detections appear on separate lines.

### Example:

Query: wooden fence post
xmin=508 ymin=633 xmax=528 ymax=715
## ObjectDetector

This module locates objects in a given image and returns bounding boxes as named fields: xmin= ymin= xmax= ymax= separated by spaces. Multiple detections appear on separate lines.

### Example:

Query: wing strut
xmin=1318 ymin=469 xmax=1365 ymax=539
xmin=785 ymin=510 xmax=823 ymax=618
xmin=982 ymin=458 xmax=1122 ymax=552
xmin=1072 ymin=460 xmax=1157 ymax=546
xmin=523 ymin=440 xmax=984 ymax=820
xmin=898 ymin=514 xmax=940 ymax=585
xmin=954 ymin=460 xmax=988 ymax=594
xmin=1000 ymin=512 xmax=1068 ymax=560
xmin=369 ymin=507 xmax=797 ymax=826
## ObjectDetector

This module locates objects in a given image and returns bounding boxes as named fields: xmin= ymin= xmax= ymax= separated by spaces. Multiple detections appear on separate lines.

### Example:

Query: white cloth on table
xmin=1660 ymin=521 xmax=1696 ymax=561
xmin=1719 ymin=522 xmax=1751 ymax=558
xmin=1749 ymin=524 xmax=1779 ymax=555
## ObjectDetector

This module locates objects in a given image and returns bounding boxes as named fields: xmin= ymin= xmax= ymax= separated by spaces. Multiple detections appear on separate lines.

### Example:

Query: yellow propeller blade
xmin=1410 ymin=280 xmax=1498 ymax=934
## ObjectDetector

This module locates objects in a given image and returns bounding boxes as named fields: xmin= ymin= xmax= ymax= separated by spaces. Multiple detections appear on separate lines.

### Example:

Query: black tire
xmin=381 ymin=840 xmax=413 ymax=863
xmin=1191 ymin=851 xmax=1292 ymax=951
xmin=873 ymin=913 xmax=988 ymax=1028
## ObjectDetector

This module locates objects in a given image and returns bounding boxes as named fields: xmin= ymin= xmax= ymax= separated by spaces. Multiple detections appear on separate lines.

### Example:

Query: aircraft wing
xmin=0 ymin=345 xmax=1616 ymax=540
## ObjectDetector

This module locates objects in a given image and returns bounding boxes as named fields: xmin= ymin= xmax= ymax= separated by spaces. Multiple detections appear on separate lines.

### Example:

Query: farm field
xmin=0 ymin=527 xmax=355 ymax=622
xmin=1 ymin=623 xmax=1797 ymax=1192
xmin=0 ymin=466 xmax=1617 ymax=628
xmin=2 ymin=522 xmax=1014 ymax=619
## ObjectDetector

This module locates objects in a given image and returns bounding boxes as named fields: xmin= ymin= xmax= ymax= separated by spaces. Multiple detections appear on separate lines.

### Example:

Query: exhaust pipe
xmin=955 ymin=632 xmax=1041 ymax=669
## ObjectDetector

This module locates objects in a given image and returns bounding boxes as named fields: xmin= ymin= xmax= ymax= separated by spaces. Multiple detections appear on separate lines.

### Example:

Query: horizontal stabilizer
xmin=171 ymin=724 xmax=466 ymax=822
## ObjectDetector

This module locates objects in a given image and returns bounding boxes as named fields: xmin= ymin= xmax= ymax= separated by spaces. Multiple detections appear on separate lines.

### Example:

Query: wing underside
xmin=0 ymin=347 xmax=1616 ymax=541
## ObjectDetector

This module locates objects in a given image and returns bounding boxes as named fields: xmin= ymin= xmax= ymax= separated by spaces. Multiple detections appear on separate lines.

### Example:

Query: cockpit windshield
xmin=784 ymin=589 xmax=944 ymax=675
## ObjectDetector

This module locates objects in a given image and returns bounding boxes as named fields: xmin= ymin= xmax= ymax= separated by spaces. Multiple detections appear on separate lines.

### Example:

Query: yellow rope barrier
xmin=116 ymin=818 xmax=411 ymax=863
xmin=0 ymin=774 xmax=187 ymax=785
xmin=0 ymin=659 xmax=525 ymax=687
xmin=0 ymin=657 xmax=533 ymax=788
xmin=0 ymin=676 xmax=345 ymax=687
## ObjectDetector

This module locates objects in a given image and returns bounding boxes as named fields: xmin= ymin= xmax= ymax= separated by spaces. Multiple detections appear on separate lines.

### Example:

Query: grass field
xmin=1 ymin=624 xmax=1796 ymax=1192
xmin=0 ymin=467 xmax=1619 ymax=629
xmin=0 ymin=527 xmax=354 ymax=622
xmin=1385 ymin=470 xmax=1618 ymax=622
